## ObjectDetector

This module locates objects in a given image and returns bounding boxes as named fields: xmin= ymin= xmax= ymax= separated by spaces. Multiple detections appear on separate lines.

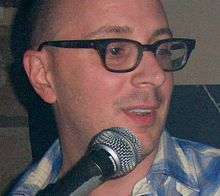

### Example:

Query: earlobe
xmin=23 ymin=50 xmax=57 ymax=104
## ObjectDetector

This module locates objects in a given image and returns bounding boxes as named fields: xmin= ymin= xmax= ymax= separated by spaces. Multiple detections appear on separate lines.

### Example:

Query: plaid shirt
xmin=10 ymin=131 xmax=220 ymax=196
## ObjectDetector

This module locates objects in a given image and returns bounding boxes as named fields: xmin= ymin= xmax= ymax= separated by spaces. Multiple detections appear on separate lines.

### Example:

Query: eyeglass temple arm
xmin=38 ymin=40 xmax=98 ymax=51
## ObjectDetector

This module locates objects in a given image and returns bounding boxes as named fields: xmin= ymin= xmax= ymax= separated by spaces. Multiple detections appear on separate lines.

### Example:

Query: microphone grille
xmin=89 ymin=127 xmax=144 ymax=178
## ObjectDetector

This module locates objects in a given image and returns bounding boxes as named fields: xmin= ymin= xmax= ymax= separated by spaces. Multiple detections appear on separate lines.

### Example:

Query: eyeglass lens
xmin=105 ymin=41 xmax=139 ymax=71
xmin=156 ymin=41 xmax=187 ymax=71
xmin=104 ymin=40 xmax=188 ymax=71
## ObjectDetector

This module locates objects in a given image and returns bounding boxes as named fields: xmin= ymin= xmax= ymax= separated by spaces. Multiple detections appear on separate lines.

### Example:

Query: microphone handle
xmin=37 ymin=149 xmax=115 ymax=196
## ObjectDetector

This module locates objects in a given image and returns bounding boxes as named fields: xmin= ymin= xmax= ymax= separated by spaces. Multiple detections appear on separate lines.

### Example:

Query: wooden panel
xmin=0 ymin=127 xmax=31 ymax=194
xmin=0 ymin=7 xmax=16 ymax=25
xmin=0 ymin=7 xmax=29 ymax=193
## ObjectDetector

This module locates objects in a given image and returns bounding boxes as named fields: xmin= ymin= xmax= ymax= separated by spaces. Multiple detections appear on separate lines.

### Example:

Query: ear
xmin=23 ymin=50 xmax=57 ymax=104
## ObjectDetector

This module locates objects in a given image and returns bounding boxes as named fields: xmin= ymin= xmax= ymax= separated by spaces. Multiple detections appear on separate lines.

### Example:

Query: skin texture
xmin=23 ymin=0 xmax=173 ymax=195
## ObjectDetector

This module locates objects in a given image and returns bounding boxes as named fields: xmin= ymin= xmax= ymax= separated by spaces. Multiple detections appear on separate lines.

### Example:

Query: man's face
xmin=47 ymin=0 xmax=173 ymax=155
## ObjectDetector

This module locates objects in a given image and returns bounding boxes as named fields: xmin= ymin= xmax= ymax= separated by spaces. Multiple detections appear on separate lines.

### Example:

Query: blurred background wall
xmin=163 ymin=0 xmax=220 ymax=84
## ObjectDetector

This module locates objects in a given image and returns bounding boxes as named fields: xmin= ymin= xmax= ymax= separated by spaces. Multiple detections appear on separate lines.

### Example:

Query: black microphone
xmin=37 ymin=127 xmax=144 ymax=196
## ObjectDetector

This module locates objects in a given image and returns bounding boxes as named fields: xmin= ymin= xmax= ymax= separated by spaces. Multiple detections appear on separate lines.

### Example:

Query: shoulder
xmin=8 ymin=139 xmax=62 ymax=195
xmin=172 ymin=136 xmax=220 ymax=192
xmin=173 ymin=136 xmax=220 ymax=158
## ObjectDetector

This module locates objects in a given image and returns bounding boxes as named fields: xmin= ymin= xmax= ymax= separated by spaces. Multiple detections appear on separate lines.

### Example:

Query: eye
xmin=110 ymin=47 xmax=123 ymax=56
xmin=157 ymin=48 xmax=172 ymax=56
xmin=157 ymin=43 xmax=172 ymax=57
xmin=106 ymin=43 xmax=128 ymax=58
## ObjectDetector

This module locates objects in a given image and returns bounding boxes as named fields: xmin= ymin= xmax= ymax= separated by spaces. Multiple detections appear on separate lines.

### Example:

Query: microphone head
xmin=89 ymin=127 xmax=144 ymax=178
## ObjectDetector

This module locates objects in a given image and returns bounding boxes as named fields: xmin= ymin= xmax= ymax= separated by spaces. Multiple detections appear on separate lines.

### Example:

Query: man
xmin=10 ymin=0 xmax=220 ymax=195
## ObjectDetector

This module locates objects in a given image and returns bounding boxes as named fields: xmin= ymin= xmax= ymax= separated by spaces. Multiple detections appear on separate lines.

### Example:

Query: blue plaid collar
xmin=11 ymin=127 xmax=220 ymax=196
xmin=148 ymin=130 xmax=200 ymax=192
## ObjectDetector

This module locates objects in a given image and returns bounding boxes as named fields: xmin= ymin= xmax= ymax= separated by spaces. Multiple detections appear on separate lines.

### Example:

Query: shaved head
xmin=28 ymin=0 xmax=84 ymax=48
xmin=25 ymin=0 xmax=60 ymax=48
xmin=27 ymin=0 xmax=167 ymax=48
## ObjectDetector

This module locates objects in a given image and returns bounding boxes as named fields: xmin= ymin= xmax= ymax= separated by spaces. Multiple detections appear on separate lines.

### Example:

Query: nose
xmin=130 ymin=52 xmax=166 ymax=88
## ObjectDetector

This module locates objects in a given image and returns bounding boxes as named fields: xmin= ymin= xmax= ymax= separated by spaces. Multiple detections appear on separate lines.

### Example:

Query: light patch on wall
xmin=0 ymin=7 xmax=16 ymax=26
xmin=0 ymin=7 xmax=3 ymax=20
xmin=162 ymin=1 xmax=220 ymax=84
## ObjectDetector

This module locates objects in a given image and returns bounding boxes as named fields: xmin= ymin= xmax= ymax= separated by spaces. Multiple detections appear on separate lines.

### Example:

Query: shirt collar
xmin=148 ymin=130 xmax=200 ymax=191
xmin=45 ymin=130 xmax=201 ymax=193
xmin=14 ymin=130 xmax=200 ymax=195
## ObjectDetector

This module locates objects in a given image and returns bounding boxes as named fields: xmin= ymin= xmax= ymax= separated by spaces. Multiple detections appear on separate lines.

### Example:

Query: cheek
xmin=160 ymin=73 xmax=173 ymax=114
xmin=53 ymin=53 xmax=125 ymax=125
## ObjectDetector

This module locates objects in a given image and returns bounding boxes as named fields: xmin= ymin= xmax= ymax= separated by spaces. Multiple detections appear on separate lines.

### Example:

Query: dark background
xmin=0 ymin=0 xmax=21 ymax=7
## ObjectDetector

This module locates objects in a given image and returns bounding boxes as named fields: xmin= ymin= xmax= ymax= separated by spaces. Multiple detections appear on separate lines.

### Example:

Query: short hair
xmin=28 ymin=0 xmax=59 ymax=48
xmin=12 ymin=0 xmax=58 ymax=51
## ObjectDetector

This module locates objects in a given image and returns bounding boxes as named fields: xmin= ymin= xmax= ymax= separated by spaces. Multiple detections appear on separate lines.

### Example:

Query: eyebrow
xmin=150 ymin=28 xmax=173 ymax=40
xmin=84 ymin=25 xmax=134 ymax=38
xmin=84 ymin=25 xmax=172 ymax=40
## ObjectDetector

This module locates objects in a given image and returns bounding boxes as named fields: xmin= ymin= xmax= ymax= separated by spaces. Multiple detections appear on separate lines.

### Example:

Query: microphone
xmin=37 ymin=127 xmax=144 ymax=196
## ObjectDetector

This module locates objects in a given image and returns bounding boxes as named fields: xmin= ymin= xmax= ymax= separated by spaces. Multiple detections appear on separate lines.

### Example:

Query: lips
xmin=122 ymin=105 xmax=158 ymax=127
xmin=128 ymin=108 xmax=152 ymax=116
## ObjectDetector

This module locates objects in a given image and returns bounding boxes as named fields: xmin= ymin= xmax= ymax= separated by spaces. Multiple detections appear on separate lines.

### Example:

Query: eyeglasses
xmin=38 ymin=38 xmax=196 ymax=73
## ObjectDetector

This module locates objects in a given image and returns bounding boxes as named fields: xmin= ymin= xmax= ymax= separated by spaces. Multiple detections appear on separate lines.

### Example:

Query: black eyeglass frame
xmin=38 ymin=38 xmax=196 ymax=73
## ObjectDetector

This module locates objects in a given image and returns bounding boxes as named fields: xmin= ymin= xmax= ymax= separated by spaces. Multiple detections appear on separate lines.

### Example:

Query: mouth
xmin=122 ymin=106 xmax=158 ymax=127
xmin=128 ymin=108 xmax=153 ymax=116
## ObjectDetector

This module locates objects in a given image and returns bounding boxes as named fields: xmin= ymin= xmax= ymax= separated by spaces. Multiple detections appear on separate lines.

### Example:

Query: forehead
xmin=52 ymin=0 xmax=168 ymax=40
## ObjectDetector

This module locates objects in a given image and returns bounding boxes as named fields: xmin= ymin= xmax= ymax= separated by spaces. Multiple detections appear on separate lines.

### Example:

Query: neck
xmin=59 ymin=135 xmax=88 ymax=178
